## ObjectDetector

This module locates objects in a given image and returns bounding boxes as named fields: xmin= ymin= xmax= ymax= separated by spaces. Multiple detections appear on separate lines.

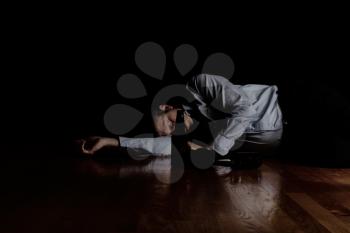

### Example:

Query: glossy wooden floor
xmin=1 ymin=151 xmax=350 ymax=233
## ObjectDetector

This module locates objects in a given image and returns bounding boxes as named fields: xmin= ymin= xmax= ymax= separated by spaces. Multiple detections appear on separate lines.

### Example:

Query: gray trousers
xmin=232 ymin=128 xmax=283 ymax=154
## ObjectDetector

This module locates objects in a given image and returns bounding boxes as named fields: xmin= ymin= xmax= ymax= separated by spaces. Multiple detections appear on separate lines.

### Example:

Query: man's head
xmin=152 ymin=104 xmax=194 ymax=136
xmin=152 ymin=104 xmax=179 ymax=136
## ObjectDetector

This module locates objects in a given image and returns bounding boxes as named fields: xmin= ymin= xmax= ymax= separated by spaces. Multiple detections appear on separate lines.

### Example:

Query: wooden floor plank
xmin=287 ymin=193 xmax=350 ymax=233
xmin=1 ymin=155 xmax=350 ymax=233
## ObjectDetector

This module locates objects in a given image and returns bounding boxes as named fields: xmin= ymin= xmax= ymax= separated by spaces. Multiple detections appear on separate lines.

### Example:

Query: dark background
xmin=1 ymin=13 xmax=349 ymax=166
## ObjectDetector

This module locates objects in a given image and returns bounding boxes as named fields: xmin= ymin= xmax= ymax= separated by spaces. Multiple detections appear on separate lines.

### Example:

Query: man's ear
xmin=159 ymin=104 xmax=174 ymax=111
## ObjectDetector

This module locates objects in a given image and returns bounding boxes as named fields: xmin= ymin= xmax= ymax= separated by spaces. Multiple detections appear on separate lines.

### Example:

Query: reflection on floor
xmin=1 ymin=153 xmax=350 ymax=233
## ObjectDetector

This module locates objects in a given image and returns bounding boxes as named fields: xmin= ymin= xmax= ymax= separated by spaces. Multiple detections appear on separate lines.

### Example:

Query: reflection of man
xmin=80 ymin=74 xmax=283 ymax=161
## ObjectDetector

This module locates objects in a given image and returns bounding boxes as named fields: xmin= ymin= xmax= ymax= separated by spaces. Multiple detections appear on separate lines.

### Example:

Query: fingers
xmin=187 ymin=141 xmax=198 ymax=150
xmin=81 ymin=140 xmax=89 ymax=153
xmin=80 ymin=139 xmax=94 ymax=155
xmin=187 ymin=141 xmax=204 ymax=150
xmin=77 ymin=137 xmax=105 ymax=156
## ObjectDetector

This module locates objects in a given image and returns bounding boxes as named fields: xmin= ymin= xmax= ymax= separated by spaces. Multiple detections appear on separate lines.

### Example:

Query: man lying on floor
xmin=79 ymin=74 xmax=283 ymax=168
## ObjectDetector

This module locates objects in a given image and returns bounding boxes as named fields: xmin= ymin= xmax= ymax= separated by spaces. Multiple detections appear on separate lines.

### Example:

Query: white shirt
xmin=120 ymin=74 xmax=283 ymax=156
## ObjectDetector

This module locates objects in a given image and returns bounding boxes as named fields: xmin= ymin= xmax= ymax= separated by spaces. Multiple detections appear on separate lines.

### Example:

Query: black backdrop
xmin=2 ymin=17 xmax=349 ymax=166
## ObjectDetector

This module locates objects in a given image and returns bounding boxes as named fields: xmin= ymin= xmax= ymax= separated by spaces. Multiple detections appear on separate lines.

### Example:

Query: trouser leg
xmin=214 ymin=128 xmax=283 ymax=168
xmin=235 ymin=128 xmax=283 ymax=154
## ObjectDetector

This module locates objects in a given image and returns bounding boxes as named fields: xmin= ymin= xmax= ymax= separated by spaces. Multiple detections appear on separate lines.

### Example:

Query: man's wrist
xmin=105 ymin=138 xmax=119 ymax=147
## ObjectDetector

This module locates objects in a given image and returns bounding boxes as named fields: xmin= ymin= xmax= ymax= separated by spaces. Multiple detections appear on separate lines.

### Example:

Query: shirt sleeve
xmin=119 ymin=136 xmax=172 ymax=156
xmin=188 ymin=74 xmax=258 ymax=156
xmin=211 ymin=105 xmax=254 ymax=156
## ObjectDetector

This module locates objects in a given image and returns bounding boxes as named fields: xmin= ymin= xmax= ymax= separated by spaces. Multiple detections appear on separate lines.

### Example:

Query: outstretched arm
xmin=119 ymin=136 xmax=171 ymax=156
xmin=80 ymin=136 xmax=172 ymax=156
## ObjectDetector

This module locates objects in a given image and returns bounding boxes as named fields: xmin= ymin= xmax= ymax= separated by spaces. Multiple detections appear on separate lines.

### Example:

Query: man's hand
xmin=187 ymin=141 xmax=212 ymax=151
xmin=80 ymin=137 xmax=119 ymax=155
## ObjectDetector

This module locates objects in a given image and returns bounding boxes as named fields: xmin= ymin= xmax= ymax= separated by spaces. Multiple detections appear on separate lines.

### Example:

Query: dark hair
xmin=166 ymin=96 xmax=188 ymax=109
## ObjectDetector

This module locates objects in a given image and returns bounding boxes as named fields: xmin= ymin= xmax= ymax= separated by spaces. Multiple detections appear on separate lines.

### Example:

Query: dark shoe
xmin=215 ymin=153 xmax=263 ymax=169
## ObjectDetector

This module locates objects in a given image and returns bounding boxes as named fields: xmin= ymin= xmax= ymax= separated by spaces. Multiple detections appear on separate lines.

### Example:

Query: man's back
xmin=186 ymin=74 xmax=283 ymax=133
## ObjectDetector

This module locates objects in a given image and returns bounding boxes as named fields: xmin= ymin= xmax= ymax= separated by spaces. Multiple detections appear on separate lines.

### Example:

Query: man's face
xmin=153 ymin=105 xmax=178 ymax=136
